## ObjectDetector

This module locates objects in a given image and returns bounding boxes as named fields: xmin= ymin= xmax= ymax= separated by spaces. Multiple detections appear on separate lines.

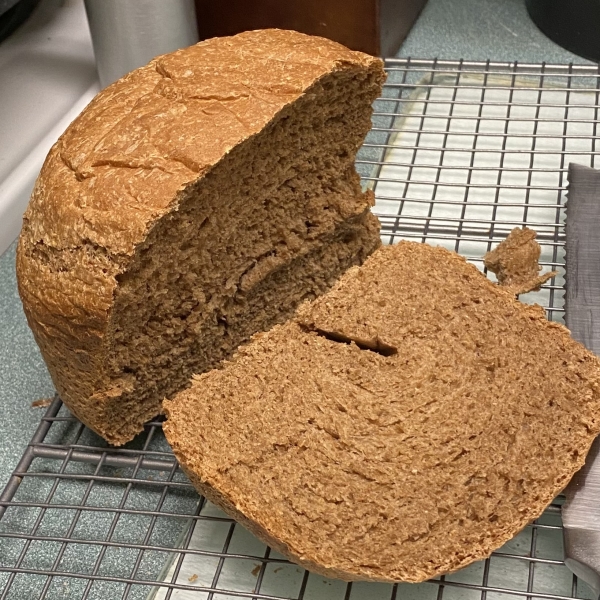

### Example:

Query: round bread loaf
xmin=164 ymin=241 xmax=600 ymax=582
xmin=16 ymin=30 xmax=385 ymax=444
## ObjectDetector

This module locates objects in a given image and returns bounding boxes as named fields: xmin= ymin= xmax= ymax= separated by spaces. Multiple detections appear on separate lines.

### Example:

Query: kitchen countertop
xmin=0 ymin=0 xmax=96 ymax=494
xmin=0 ymin=0 xmax=592 ymax=492
xmin=398 ymin=0 xmax=590 ymax=63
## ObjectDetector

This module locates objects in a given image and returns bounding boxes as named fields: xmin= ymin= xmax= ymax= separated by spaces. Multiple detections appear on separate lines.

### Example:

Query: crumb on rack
xmin=483 ymin=227 xmax=558 ymax=295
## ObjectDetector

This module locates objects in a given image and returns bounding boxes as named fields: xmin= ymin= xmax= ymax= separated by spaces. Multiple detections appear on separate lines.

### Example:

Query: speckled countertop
xmin=0 ymin=0 xmax=593 ymax=492
xmin=398 ymin=0 xmax=589 ymax=63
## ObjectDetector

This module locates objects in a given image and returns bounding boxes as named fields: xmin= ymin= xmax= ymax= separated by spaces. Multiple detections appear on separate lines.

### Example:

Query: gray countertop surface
xmin=0 ymin=0 xmax=592 ymax=491
xmin=399 ymin=0 xmax=590 ymax=63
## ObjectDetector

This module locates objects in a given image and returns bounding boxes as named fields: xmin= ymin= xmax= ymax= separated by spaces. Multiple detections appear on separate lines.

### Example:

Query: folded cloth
xmin=566 ymin=163 xmax=600 ymax=354
xmin=562 ymin=165 xmax=600 ymax=599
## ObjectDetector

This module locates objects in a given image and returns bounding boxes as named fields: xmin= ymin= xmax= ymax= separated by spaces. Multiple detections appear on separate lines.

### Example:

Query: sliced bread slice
xmin=164 ymin=241 xmax=600 ymax=582
xmin=16 ymin=29 xmax=385 ymax=445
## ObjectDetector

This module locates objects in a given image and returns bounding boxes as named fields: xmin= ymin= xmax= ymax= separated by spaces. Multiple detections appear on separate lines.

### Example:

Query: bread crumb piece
xmin=251 ymin=564 xmax=261 ymax=577
xmin=188 ymin=574 xmax=198 ymax=583
xmin=483 ymin=227 xmax=557 ymax=295
xmin=31 ymin=397 xmax=53 ymax=408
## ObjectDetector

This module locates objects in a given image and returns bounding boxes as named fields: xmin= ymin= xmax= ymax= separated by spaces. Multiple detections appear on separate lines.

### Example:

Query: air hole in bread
xmin=311 ymin=327 xmax=398 ymax=357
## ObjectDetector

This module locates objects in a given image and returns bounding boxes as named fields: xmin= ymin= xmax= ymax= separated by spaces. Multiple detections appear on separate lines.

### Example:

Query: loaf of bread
xmin=16 ymin=30 xmax=385 ymax=445
xmin=164 ymin=241 xmax=600 ymax=582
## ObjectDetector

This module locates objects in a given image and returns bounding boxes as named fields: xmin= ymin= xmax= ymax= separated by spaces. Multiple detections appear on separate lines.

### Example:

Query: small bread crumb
xmin=188 ymin=574 xmax=198 ymax=583
xmin=484 ymin=227 xmax=557 ymax=295
xmin=31 ymin=397 xmax=53 ymax=408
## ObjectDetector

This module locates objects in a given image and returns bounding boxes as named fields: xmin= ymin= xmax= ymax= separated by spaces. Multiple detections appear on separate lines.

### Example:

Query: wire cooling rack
xmin=1 ymin=58 xmax=599 ymax=600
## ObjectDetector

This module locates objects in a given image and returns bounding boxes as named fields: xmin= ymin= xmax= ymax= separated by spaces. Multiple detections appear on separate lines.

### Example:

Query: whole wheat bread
xmin=16 ymin=30 xmax=385 ymax=445
xmin=164 ymin=241 xmax=600 ymax=582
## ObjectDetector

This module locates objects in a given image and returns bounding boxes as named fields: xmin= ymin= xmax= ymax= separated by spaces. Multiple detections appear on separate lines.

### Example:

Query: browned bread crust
xmin=16 ymin=29 xmax=385 ymax=445
xmin=164 ymin=241 xmax=600 ymax=582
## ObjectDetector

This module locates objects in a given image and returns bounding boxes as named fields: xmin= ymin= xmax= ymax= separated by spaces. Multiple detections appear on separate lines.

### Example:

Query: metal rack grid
xmin=1 ymin=57 xmax=599 ymax=600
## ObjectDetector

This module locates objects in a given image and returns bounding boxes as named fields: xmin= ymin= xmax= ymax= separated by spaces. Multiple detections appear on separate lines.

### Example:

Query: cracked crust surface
xmin=164 ymin=241 xmax=600 ymax=582
xmin=16 ymin=29 xmax=385 ymax=444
